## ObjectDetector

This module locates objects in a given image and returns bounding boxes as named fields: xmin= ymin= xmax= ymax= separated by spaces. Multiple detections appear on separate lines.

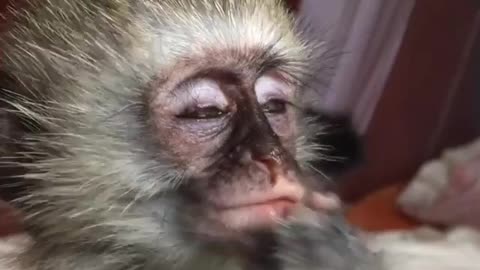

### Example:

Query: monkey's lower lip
xmin=213 ymin=199 xmax=296 ymax=231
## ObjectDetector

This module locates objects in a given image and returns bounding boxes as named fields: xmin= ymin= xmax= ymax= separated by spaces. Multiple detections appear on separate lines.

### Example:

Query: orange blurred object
xmin=346 ymin=183 xmax=421 ymax=231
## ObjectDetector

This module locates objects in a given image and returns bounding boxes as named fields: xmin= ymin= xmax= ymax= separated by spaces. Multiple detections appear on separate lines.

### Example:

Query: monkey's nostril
xmin=256 ymin=152 xmax=293 ymax=186
xmin=261 ymin=159 xmax=280 ymax=185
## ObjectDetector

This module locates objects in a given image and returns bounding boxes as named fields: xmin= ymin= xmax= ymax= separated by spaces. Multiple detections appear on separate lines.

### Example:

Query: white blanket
xmin=369 ymin=226 xmax=480 ymax=270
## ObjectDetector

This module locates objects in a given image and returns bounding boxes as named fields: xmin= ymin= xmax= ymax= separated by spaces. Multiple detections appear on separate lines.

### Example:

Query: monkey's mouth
xmin=211 ymin=198 xmax=297 ymax=231
xmin=189 ymin=191 xmax=341 ymax=251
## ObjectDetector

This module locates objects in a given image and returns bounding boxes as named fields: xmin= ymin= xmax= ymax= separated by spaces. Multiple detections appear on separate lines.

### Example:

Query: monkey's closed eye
xmin=255 ymin=75 xmax=293 ymax=116
xmin=177 ymin=105 xmax=228 ymax=119
xmin=171 ymin=79 xmax=230 ymax=120
xmin=262 ymin=99 xmax=287 ymax=114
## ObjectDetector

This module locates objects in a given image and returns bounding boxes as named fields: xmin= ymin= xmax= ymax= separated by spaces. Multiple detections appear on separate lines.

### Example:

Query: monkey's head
xmin=0 ymin=0 xmax=336 ymax=266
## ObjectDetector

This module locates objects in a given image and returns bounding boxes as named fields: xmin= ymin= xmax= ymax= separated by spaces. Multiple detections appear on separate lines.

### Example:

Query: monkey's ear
xmin=303 ymin=108 xmax=365 ymax=178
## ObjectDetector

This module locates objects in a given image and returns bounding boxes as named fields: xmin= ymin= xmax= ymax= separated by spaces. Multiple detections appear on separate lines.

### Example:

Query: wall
xmin=298 ymin=0 xmax=415 ymax=134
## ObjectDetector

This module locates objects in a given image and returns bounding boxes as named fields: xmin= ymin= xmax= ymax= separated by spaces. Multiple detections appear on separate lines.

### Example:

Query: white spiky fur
xmin=0 ymin=1 xmax=336 ymax=269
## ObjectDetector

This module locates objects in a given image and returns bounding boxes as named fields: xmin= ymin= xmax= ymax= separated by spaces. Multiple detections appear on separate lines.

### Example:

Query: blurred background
xmin=290 ymin=0 xmax=480 ymax=231
xmin=1 ymin=0 xmax=480 ymax=236
xmin=293 ymin=0 xmax=480 ymax=198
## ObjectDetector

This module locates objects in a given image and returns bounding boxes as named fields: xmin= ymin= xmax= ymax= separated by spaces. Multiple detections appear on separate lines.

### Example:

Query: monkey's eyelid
xmin=254 ymin=75 xmax=293 ymax=104
xmin=165 ymin=79 xmax=229 ymax=114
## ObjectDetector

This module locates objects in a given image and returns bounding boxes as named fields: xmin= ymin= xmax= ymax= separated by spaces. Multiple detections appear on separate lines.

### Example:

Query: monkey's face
xmin=148 ymin=61 xmax=317 ymax=248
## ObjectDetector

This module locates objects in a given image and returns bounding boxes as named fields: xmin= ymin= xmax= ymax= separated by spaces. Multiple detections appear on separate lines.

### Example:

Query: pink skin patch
xmin=434 ymin=155 xmax=480 ymax=202
xmin=445 ymin=157 xmax=480 ymax=196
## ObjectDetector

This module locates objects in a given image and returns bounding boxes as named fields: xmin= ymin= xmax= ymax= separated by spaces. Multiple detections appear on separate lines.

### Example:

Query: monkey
xmin=0 ymin=0 xmax=381 ymax=269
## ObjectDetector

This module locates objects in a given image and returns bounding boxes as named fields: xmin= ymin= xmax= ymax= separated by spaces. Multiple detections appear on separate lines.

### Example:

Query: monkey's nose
xmin=263 ymin=160 xmax=341 ymax=213
xmin=268 ymin=168 xmax=306 ymax=204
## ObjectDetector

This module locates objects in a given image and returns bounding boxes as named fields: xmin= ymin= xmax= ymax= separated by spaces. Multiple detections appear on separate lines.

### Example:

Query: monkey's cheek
xmin=213 ymin=200 xmax=295 ymax=231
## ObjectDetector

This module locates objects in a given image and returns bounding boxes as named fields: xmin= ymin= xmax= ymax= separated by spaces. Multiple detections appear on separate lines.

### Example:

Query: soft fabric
xmin=351 ymin=137 xmax=480 ymax=269
xmin=398 ymin=137 xmax=480 ymax=228
xmin=0 ymin=234 xmax=31 ymax=270
xmin=368 ymin=226 xmax=480 ymax=270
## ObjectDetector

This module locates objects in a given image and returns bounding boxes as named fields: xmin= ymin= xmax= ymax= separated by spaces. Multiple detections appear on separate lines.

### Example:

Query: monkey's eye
xmin=255 ymin=74 xmax=294 ymax=136
xmin=255 ymin=75 xmax=292 ymax=114
xmin=178 ymin=105 xmax=227 ymax=119
xmin=170 ymin=79 xmax=229 ymax=120
xmin=262 ymin=99 xmax=287 ymax=114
